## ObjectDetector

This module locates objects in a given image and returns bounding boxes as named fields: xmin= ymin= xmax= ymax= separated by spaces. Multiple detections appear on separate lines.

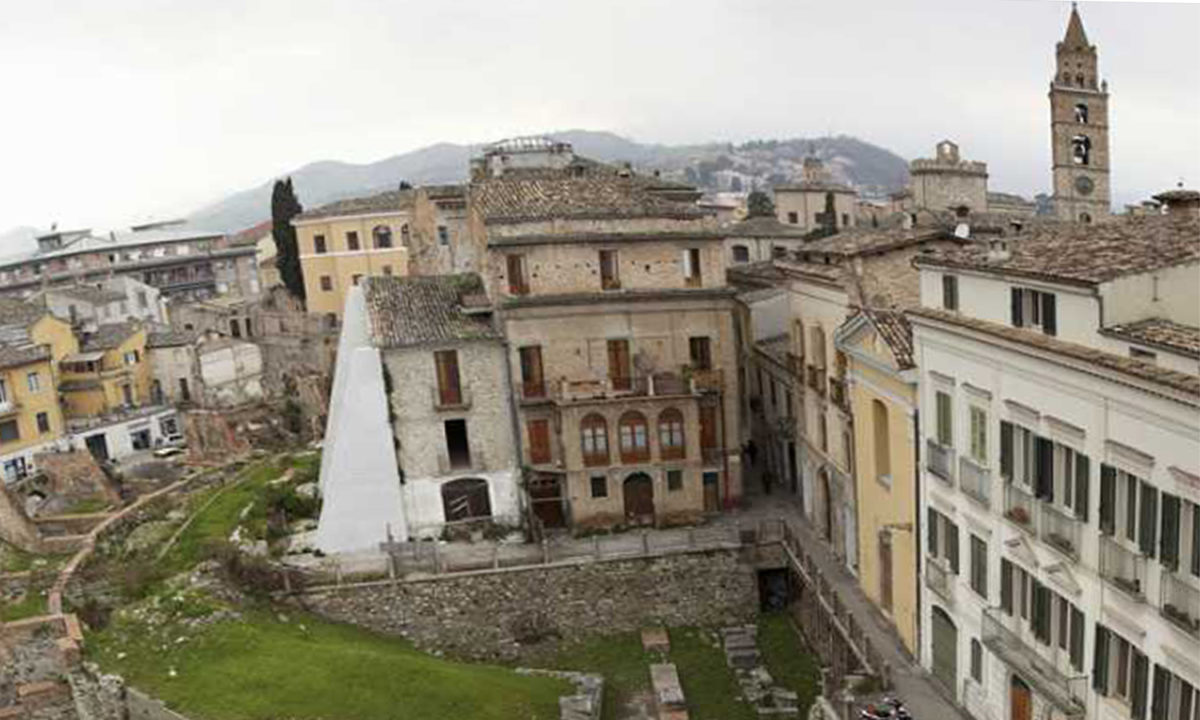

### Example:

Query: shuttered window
xmin=935 ymin=391 xmax=953 ymax=447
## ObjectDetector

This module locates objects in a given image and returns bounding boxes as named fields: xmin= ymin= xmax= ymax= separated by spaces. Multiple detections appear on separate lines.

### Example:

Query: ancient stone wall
xmin=0 ymin=486 xmax=39 ymax=551
xmin=298 ymin=548 xmax=757 ymax=660
xmin=33 ymin=450 xmax=121 ymax=508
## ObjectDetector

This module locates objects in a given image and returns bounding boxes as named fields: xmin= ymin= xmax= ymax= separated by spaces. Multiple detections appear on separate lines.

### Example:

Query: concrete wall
xmin=300 ymin=548 xmax=757 ymax=660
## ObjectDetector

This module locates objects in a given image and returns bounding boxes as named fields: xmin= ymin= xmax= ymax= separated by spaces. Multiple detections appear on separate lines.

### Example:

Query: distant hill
xmin=0 ymin=226 xmax=38 ymax=262
xmin=188 ymin=130 xmax=911 ymax=233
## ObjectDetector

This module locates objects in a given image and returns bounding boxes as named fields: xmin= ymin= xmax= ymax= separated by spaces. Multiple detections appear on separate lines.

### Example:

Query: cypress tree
xmin=746 ymin=190 xmax=775 ymax=218
xmin=271 ymin=178 xmax=305 ymax=302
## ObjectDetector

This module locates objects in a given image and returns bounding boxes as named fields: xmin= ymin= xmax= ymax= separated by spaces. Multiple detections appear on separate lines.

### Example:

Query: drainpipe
xmin=499 ymin=336 xmax=530 ymax=529
xmin=912 ymin=406 xmax=923 ymax=656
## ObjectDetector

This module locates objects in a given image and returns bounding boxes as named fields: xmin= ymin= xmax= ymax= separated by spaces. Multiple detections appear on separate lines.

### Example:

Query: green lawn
xmin=758 ymin=613 xmax=822 ymax=713
xmin=88 ymin=601 xmax=567 ymax=720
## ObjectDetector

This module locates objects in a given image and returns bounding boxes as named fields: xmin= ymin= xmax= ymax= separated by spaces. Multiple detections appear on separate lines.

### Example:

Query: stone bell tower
xmin=1049 ymin=3 xmax=1110 ymax=223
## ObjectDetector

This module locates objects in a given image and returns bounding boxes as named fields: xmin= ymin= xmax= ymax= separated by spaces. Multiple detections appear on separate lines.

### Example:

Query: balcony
xmin=0 ymin=400 xmax=19 ymax=417
xmin=959 ymin=456 xmax=991 ymax=508
xmin=557 ymin=368 xmax=721 ymax=404
xmin=432 ymin=386 xmax=472 ymax=411
xmin=519 ymin=379 xmax=549 ymax=403
xmin=701 ymin=446 xmax=723 ymax=466
xmin=1004 ymin=483 xmax=1036 ymax=533
xmin=982 ymin=608 xmax=1086 ymax=717
xmin=926 ymin=439 xmax=954 ymax=485
xmin=1099 ymin=536 xmax=1145 ymax=600
xmin=1161 ymin=572 xmax=1200 ymax=637
xmin=828 ymin=376 xmax=848 ymax=410
xmin=925 ymin=556 xmax=955 ymax=604
xmin=1039 ymin=502 xmax=1081 ymax=561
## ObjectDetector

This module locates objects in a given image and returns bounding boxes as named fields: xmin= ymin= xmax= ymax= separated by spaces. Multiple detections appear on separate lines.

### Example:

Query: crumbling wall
xmin=182 ymin=411 xmax=251 ymax=464
xmin=0 ymin=486 xmax=39 ymax=551
xmin=33 ymin=450 xmax=121 ymax=508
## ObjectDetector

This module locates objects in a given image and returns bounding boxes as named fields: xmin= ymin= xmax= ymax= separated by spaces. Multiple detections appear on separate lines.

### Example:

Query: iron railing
xmin=1161 ymin=571 xmax=1200 ymax=637
xmin=1039 ymin=502 xmax=1081 ymax=561
xmin=981 ymin=608 xmax=1087 ymax=717
xmin=1099 ymin=535 xmax=1145 ymax=601
xmin=959 ymin=456 xmax=991 ymax=507
xmin=926 ymin=439 xmax=955 ymax=485
xmin=1004 ymin=483 xmax=1036 ymax=533
xmin=925 ymin=556 xmax=955 ymax=604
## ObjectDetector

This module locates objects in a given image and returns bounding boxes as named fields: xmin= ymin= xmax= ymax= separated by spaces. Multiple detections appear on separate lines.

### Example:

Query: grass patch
xmin=669 ymin=628 xmax=755 ymax=719
xmin=529 ymin=632 xmax=652 ymax=720
xmin=88 ymin=601 xmax=567 ymax=720
xmin=758 ymin=613 xmax=821 ymax=714
xmin=0 ymin=590 xmax=48 ymax=622
xmin=0 ymin=542 xmax=36 ymax=573
xmin=62 ymin=496 xmax=114 ymax=515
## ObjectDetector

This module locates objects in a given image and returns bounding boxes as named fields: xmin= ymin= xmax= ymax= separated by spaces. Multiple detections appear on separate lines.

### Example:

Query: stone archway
xmin=1010 ymin=675 xmax=1032 ymax=720
xmin=931 ymin=605 xmax=958 ymax=695
xmin=623 ymin=472 xmax=655 ymax=524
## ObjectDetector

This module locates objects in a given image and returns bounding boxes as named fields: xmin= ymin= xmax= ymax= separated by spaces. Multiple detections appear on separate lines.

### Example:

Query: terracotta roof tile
xmin=363 ymin=274 xmax=501 ymax=348
xmin=862 ymin=307 xmax=915 ymax=370
xmin=296 ymin=189 xmax=416 ymax=221
xmin=82 ymin=321 xmax=142 ymax=351
xmin=472 ymin=174 xmax=705 ymax=225
xmin=1100 ymin=318 xmax=1200 ymax=359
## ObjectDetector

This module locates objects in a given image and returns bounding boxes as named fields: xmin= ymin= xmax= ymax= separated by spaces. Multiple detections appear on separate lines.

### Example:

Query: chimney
xmin=987 ymin=238 xmax=1011 ymax=262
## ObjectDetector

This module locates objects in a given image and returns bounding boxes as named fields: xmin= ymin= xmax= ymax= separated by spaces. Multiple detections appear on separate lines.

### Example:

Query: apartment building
xmin=30 ymin=276 xmax=167 ymax=333
xmin=0 ymin=306 xmax=69 ymax=483
xmin=60 ymin=322 xmax=151 ymax=418
xmin=0 ymin=221 xmax=259 ymax=303
xmin=910 ymin=211 xmax=1199 ymax=720
xmin=473 ymin=137 xmax=743 ymax=532
xmin=724 ymin=215 xmax=811 ymax=267
xmin=772 ymin=156 xmax=858 ymax=234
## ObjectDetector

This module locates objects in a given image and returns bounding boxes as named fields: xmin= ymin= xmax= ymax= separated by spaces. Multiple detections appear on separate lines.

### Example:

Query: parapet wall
xmin=298 ymin=547 xmax=758 ymax=660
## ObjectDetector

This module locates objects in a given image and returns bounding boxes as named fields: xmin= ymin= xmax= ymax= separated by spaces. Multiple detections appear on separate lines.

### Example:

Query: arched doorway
xmin=1010 ymin=675 xmax=1032 ymax=720
xmin=819 ymin=468 xmax=834 ymax=543
xmin=441 ymin=478 xmax=491 ymax=522
xmin=931 ymin=606 xmax=958 ymax=696
xmin=623 ymin=472 xmax=655 ymax=524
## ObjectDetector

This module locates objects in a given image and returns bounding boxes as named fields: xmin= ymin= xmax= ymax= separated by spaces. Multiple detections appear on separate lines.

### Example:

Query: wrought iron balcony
xmin=1004 ymin=483 xmax=1036 ymax=533
xmin=1039 ymin=502 xmax=1081 ymax=561
xmin=1161 ymin=571 xmax=1200 ymax=637
xmin=959 ymin=456 xmax=991 ymax=508
xmin=925 ymin=556 xmax=955 ymax=604
xmin=981 ymin=608 xmax=1087 ymax=717
xmin=1099 ymin=536 xmax=1145 ymax=601
xmin=926 ymin=439 xmax=955 ymax=485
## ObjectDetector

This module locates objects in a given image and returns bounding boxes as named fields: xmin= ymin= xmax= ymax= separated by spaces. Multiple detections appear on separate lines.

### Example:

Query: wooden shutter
xmin=519 ymin=346 xmax=544 ymax=396
xmin=1011 ymin=287 xmax=1023 ymax=327
xmin=1032 ymin=580 xmax=1051 ymax=644
xmin=1193 ymin=504 xmax=1200 ymax=577
xmin=1000 ymin=559 xmax=1013 ymax=615
xmin=1042 ymin=293 xmax=1057 ymax=336
xmin=599 ymin=250 xmax=619 ymax=290
xmin=1151 ymin=664 xmax=1170 ymax=720
xmin=507 ymin=255 xmax=526 ymax=295
xmin=528 ymin=419 xmax=551 ymax=465
xmin=928 ymin=508 xmax=939 ymax=559
xmin=1130 ymin=653 xmax=1149 ymax=720
xmin=1092 ymin=624 xmax=1110 ymax=694
xmin=1100 ymin=464 xmax=1117 ymax=535
xmin=1000 ymin=420 xmax=1014 ymax=480
xmin=607 ymin=339 xmax=631 ymax=388
xmin=1161 ymin=493 xmax=1181 ymax=571
xmin=936 ymin=392 xmax=952 ymax=446
xmin=435 ymin=350 xmax=461 ymax=406
xmin=1139 ymin=482 xmax=1158 ymax=558
xmin=946 ymin=520 xmax=960 ymax=574
xmin=1069 ymin=605 xmax=1084 ymax=670
xmin=942 ymin=275 xmax=957 ymax=310
xmin=1034 ymin=437 xmax=1055 ymax=501
xmin=1075 ymin=454 xmax=1090 ymax=521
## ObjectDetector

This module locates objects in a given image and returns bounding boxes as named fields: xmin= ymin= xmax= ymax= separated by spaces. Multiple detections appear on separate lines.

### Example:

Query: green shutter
xmin=1001 ymin=559 xmax=1013 ymax=615
xmin=947 ymin=521 xmax=960 ymax=574
xmin=1092 ymin=624 xmax=1110 ymax=694
xmin=1161 ymin=494 xmax=1181 ymax=571
xmin=1000 ymin=421 xmax=1014 ymax=480
xmin=1099 ymin=464 xmax=1117 ymax=535
xmin=936 ymin=392 xmax=952 ymax=446
xmin=1075 ymin=454 xmax=1090 ymax=522
xmin=1192 ymin=504 xmax=1200 ymax=577
xmin=1035 ymin=437 xmax=1055 ymax=501
xmin=928 ymin=507 xmax=938 ymax=557
xmin=1139 ymin=483 xmax=1159 ymax=558
xmin=1069 ymin=605 xmax=1084 ymax=671
xmin=1131 ymin=653 xmax=1149 ymax=720
xmin=1151 ymin=664 xmax=1171 ymax=720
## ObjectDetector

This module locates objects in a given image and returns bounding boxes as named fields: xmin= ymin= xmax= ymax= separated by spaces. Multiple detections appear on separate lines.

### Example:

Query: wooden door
xmin=529 ymin=475 xmax=566 ymax=529
xmin=879 ymin=532 xmax=894 ymax=613
xmin=699 ymin=405 xmax=718 ymax=460
xmin=435 ymin=350 xmax=461 ymax=406
xmin=931 ymin=607 xmax=958 ymax=695
xmin=1010 ymin=676 xmax=1032 ymax=720
xmin=703 ymin=471 xmax=720 ymax=512
xmin=607 ymin=339 xmax=631 ymax=391
xmin=623 ymin=473 xmax=655 ymax=522
xmin=528 ymin=419 xmax=551 ymax=464
xmin=519 ymin=346 xmax=544 ymax=398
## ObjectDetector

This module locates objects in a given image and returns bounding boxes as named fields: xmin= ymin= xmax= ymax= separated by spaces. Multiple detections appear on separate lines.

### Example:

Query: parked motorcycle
xmin=859 ymin=695 xmax=912 ymax=720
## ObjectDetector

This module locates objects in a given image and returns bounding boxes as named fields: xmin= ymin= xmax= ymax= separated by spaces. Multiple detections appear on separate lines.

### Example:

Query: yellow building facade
xmin=293 ymin=193 xmax=413 ymax=320
xmin=836 ymin=308 xmax=920 ymax=655
xmin=60 ymin=324 xmax=151 ymax=418
xmin=0 ymin=304 xmax=73 ymax=480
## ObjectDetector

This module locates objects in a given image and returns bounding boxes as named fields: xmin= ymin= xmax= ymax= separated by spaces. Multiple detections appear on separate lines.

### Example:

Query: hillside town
xmin=1 ymin=5 xmax=1198 ymax=720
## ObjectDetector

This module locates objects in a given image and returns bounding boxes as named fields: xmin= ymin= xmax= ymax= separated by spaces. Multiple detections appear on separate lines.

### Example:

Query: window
xmin=935 ymin=391 xmax=953 ymax=447
xmin=658 ymin=408 xmax=686 ymax=460
xmin=1149 ymin=664 xmax=1200 ymax=720
xmin=443 ymin=419 xmax=471 ymax=469
xmin=1074 ymin=103 xmax=1089 ymax=123
xmin=683 ymin=248 xmax=702 ymax=287
xmin=970 ymin=639 xmax=983 ymax=683
xmin=618 ymin=411 xmax=650 ymax=463
xmin=1080 ymin=212 xmax=1092 ymax=225
xmin=506 ymin=254 xmax=528 ymax=296
xmin=581 ymin=414 xmax=609 ymax=466
xmin=441 ymin=477 xmax=489 ymax=519
xmin=942 ymin=274 xmax=959 ymax=311
xmin=787 ymin=211 xmax=798 ymax=224
xmin=1011 ymin=287 xmax=1057 ymax=336
xmin=382 ymin=265 xmax=394 ymax=276
xmin=319 ymin=275 xmax=333 ymax=292
xmin=434 ymin=350 xmax=462 ymax=406
xmin=437 ymin=225 xmax=449 ymax=246
xmin=1000 ymin=559 xmax=1086 ymax=671
xmin=372 ymin=226 xmax=391 ymax=249
xmin=1072 ymin=135 xmax=1091 ymax=165
xmin=607 ymin=339 xmax=632 ymax=391
xmin=968 ymin=406 xmax=987 ymax=464
xmin=970 ymin=534 xmax=988 ymax=598
xmin=26 ymin=372 xmax=41 ymax=393
xmin=1094 ymin=625 xmax=1146 ymax=708
xmin=0 ymin=420 xmax=19 ymax=443
xmin=124 ymin=350 xmax=140 ymax=365
xmin=230 ymin=319 xmax=242 ymax=338
xmin=927 ymin=508 xmax=960 ymax=573
xmin=599 ymin=250 xmax=620 ymax=290
xmin=667 ymin=470 xmax=684 ymax=492
xmin=590 ymin=475 xmax=608 ymax=498
xmin=731 ymin=245 xmax=750 ymax=264
xmin=689 ymin=336 xmax=712 ymax=371
xmin=347 ymin=232 xmax=361 ymax=251
xmin=518 ymin=345 xmax=545 ymax=398
xmin=872 ymin=399 xmax=891 ymax=482
xmin=314 ymin=234 xmax=327 ymax=254
xmin=36 ymin=412 xmax=51 ymax=434
xmin=400 ymin=225 xmax=410 ymax=246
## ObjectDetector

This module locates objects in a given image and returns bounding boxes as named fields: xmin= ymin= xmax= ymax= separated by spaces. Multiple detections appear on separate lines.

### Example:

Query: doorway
xmin=879 ymin=531 xmax=894 ymax=613
xmin=702 ymin=471 xmax=720 ymax=512
xmin=1010 ymin=675 xmax=1032 ymax=720
xmin=85 ymin=433 xmax=109 ymax=462
xmin=528 ymin=474 xmax=566 ymax=530
xmin=623 ymin=472 xmax=655 ymax=523
xmin=444 ymin=419 xmax=471 ymax=470
xmin=931 ymin=606 xmax=958 ymax=695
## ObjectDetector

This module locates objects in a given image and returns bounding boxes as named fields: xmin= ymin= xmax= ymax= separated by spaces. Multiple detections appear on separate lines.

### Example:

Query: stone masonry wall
xmin=297 ymin=548 xmax=757 ymax=660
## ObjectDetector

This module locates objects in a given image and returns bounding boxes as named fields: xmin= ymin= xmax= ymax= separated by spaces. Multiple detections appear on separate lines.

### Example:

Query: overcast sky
xmin=0 ymin=0 xmax=1197 ymax=239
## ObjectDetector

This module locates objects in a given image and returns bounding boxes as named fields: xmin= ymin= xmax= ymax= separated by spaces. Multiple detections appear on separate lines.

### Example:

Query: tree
xmin=729 ymin=176 xmax=744 ymax=193
xmin=272 ymin=178 xmax=305 ymax=302
xmin=746 ymin=191 xmax=776 ymax=218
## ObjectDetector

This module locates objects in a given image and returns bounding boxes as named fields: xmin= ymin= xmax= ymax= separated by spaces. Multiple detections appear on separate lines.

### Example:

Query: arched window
xmin=1079 ymin=212 xmax=1092 ymax=224
xmin=441 ymin=477 xmax=491 ymax=521
xmin=731 ymin=245 xmax=750 ymax=264
xmin=1074 ymin=103 xmax=1088 ymax=124
xmin=1071 ymin=135 xmax=1091 ymax=166
xmin=873 ymin=399 xmax=891 ymax=481
xmin=373 ymin=225 xmax=393 ymax=249
xmin=658 ymin=408 xmax=686 ymax=460
xmin=581 ymin=414 xmax=609 ymax=467
xmin=618 ymin=411 xmax=650 ymax=463
xmin=400 ymin=224 xmax=410 ymax=246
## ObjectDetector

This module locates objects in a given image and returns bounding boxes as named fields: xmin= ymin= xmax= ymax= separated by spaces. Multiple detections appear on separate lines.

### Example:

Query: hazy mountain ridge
xmin=188 ymin=130 xmax=912 ymax=233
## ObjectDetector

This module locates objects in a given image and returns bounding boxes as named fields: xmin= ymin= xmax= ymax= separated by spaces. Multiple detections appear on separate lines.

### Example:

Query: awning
xmin=63 ymin=351 xmax=105 ymax=363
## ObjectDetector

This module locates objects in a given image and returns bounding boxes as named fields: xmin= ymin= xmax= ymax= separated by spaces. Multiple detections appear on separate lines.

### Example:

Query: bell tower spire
xmin=1049 ymin=2 xmax=1110 ymax=223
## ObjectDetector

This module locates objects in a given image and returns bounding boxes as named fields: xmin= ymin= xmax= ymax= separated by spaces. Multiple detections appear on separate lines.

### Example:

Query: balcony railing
xmin=1039 ymin=502 xmax=1081 ymax=561
xmin=1161 ymin=572 xmax=1200 ymax=637
xmin=519 ymin=380 xmax=548 ymax=402
xmin=926 ymin=439 xmax=954 ymax=485
xmin=432 ymin=386 xmax=472 ymax=411
xmin=981 ymin=608 xmax=1087 ymax=717
xmin=556 ymin=368 xmax=722 ymax=404
xmin=828 ymin=376 xmax=848 ymax=410
xmin=925 ymin=556 xmax=955 ymax=604
xmin=1099 ymin=536 xmax=1146 ymax=601
xmin=959 ymin=456 xmax=991 ymax=507
xmin=1004 ymin=483 xmax=1036 ymax=533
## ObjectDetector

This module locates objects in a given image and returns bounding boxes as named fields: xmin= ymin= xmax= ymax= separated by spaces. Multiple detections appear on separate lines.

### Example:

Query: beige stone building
xmin=772 ymin=156 xmax=858 ymax=234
